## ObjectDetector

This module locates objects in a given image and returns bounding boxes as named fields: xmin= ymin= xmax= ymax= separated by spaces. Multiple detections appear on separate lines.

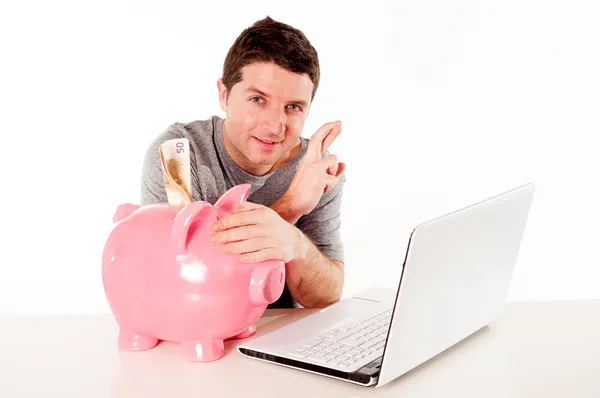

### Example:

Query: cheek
xmin=285 ymin=115 xmax=305 ymax=137
xmin=230 ymin=104 xmax=259 ymax=135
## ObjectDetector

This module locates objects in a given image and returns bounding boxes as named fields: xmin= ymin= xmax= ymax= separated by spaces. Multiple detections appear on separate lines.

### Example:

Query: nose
xmin=262 ymin=106 xmax=286 ymax=136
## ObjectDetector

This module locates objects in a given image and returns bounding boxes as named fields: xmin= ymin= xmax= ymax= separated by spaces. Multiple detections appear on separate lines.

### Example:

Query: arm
xmin=212 ymin=121 xmax=347 ymax=308
xmin=269 ymin=174 xmax=346 ymax=308
xmin=211 ymin=173 xmax=347 ymax=309
xmin=286 ymin=233 xmax=345 ymax=308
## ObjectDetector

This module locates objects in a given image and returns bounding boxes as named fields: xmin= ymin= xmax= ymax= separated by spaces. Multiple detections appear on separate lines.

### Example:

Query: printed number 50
xmin=176 ymin=141 xmax=185 ymax=154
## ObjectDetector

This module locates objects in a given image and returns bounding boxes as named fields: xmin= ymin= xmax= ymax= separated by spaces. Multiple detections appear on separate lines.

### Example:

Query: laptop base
xmin=238 ymin=347 xmax=381 ymax=386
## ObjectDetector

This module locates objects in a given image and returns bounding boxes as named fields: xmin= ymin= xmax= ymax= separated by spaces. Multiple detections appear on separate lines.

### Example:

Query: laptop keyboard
xmin=288 ymin=308 xmax=393 ymax=368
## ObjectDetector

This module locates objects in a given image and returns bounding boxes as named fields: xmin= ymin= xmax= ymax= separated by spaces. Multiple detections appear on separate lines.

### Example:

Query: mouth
xmin=253 ymin=137 xmax=281 ymax=148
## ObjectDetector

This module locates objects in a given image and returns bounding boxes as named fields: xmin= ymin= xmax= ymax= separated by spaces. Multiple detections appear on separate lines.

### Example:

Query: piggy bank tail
xmin=113 ymin=203 xmax=140 ymax=223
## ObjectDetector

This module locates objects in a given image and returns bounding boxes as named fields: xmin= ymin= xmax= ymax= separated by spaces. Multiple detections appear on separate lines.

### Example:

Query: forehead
xmin=238 ymin=62 xmax=313 ymax=101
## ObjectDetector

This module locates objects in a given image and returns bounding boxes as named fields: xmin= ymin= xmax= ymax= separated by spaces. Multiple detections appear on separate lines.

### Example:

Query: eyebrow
xmin=245 ymin=86 xmax=308 ymax=108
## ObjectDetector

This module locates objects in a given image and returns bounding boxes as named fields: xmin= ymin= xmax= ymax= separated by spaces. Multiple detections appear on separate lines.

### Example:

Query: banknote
xmin=159 ymin=138 xmax=192 ymax=206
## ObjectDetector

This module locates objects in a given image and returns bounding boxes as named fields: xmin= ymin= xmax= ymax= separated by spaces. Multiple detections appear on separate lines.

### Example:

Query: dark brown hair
xmin=222 ymin=16 xmax=320 ymax=101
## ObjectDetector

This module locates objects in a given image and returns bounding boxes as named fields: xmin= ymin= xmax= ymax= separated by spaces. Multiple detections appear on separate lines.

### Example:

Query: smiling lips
xmin=254 ymin=137 xmax=281 ymax=147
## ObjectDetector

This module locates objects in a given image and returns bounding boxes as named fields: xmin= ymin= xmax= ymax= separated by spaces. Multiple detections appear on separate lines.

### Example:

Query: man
xmin=140 ymin=16 xmax=346 ymax=309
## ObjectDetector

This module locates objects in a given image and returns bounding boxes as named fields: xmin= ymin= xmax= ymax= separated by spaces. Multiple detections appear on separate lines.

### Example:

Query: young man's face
xmin=218 ymin=62 xmax=313 ymax=175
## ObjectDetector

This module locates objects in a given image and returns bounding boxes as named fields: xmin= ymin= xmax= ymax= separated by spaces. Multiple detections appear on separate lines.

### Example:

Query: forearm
xmin=269 ymin=194 xmax=344 ymax=308
xmin=286 ymin=234 xmax=344 ymax=308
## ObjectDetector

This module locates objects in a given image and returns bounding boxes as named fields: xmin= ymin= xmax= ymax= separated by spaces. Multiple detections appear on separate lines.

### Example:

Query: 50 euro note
xmin=159 ymin=138 xmax=192 ymax=206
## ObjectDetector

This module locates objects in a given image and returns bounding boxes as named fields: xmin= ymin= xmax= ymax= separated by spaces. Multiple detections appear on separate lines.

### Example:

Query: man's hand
xmin=211 ymin=200 xmax=344 ymax=308
xmin=211 ymin=202 xmax=307 ymax=264
xmin=272 ymin=121 xmax=345 ymax=223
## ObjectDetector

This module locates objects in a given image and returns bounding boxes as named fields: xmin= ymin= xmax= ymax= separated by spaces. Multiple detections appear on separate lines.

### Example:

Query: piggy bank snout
xmin=249 ymin=261 xmax=285 ymax=306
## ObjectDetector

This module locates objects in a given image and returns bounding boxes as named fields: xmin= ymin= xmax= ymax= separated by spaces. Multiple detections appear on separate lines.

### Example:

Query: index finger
xmin=213 ymin=209 xmax=261 ymax=231
xmin=307 ymin=121 xmax=342 ymax=159
xmin=321 ymin=123 xmax=342 ymax=155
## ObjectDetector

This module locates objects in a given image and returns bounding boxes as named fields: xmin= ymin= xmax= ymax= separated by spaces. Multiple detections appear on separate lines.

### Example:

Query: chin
xmin=247 ymin=150 xmax=280 ymax=165
xmin=253 ymin=157 xmax=277 ymax=166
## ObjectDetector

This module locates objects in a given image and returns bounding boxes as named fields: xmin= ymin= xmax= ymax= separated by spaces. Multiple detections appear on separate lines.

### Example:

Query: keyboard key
xmin=360 ymin=340 xmax=379 ymax=349
xmin=288 ymin=352 xmax=307 ymax=359
xmin=329 ymin=330 xmax=354 ymax=341
xmin=308 ymin=354 xmax=328 ymax=363
xmin=340 ymin=338 xmax=364 ymax=346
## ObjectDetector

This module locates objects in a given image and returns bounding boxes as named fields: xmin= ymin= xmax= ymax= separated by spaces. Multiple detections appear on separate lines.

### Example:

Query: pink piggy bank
xmin=101 ymin=183 xmax=285 ymax=362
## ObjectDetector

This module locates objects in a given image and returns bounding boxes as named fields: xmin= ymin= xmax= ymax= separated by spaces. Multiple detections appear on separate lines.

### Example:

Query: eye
xmin=250 ymin=97 xmax=264 ymax=103
xmin=287 ymin=104 xmax=302 ymax=112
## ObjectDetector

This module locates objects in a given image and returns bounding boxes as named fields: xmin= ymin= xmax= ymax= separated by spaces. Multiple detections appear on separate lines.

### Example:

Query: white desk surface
xmin=1 ymin=300 xmax=599 ymax=397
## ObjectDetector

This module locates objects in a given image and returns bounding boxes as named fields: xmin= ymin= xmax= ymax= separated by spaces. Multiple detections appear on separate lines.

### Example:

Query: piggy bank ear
xmin=113 ymin=203 xmax=140 ymax=223
xmin=171 ymin=202 xmax=216 ymax=253
xmin=214 ymin=184 xmax=251 ymax=214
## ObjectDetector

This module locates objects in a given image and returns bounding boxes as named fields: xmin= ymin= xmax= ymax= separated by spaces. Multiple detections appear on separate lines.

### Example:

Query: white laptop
xmin=237 ymin=182 xmax=536 ymax=388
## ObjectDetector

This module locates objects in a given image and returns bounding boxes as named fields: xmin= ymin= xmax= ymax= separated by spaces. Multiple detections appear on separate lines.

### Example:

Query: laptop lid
xmin=376 ymin=182 xmax=535 ymax=387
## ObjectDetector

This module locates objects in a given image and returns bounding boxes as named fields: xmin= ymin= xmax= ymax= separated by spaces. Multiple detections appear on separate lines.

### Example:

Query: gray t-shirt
xmin=140 ymin=115 xmax=345 ymax=308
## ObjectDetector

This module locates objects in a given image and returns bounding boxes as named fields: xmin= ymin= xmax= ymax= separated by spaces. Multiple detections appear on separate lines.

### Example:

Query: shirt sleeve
xmin=295 ymin=170 xmax=346 ymax=264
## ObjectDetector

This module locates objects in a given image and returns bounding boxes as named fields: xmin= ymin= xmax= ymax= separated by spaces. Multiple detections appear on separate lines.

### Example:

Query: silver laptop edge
xmin=237 ymin=182 xmax=536 ymax=388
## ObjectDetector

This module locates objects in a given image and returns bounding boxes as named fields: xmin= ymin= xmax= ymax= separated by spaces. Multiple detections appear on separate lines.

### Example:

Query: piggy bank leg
xmin=118 ymin=330 xmax=158 ymax=351
xmin=230 ymin=325 xmax=256 ymax=339
xmin=181 ymin=339 xmax=225 ymax=362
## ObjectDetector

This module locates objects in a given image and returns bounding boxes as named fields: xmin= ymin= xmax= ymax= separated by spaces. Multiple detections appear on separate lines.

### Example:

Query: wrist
xmin=270 ymin=193 xmax=303 ymax=224
xmin=293 ymin=229 xmax=320 ymax=264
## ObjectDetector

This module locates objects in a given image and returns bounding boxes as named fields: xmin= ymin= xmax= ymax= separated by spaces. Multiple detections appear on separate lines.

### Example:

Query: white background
xmin=0 ymin=0 xmax=598 ymax=315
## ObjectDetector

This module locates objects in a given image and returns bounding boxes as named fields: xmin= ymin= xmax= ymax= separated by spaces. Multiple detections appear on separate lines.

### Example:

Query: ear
xmin=113 ymin=203 xmax=140 ymax=223
xmin=217 ymin=78 xmax=228 ymax=112
xmin=214 ymin=184 xmax=251 ymax=215
xmin=171 ymin=202 xmax=216 ymax=253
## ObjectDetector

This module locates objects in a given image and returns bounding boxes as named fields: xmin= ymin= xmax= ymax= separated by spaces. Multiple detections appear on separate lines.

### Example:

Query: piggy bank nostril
xmin=279 ymin=273 xmax=283 ymax=285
